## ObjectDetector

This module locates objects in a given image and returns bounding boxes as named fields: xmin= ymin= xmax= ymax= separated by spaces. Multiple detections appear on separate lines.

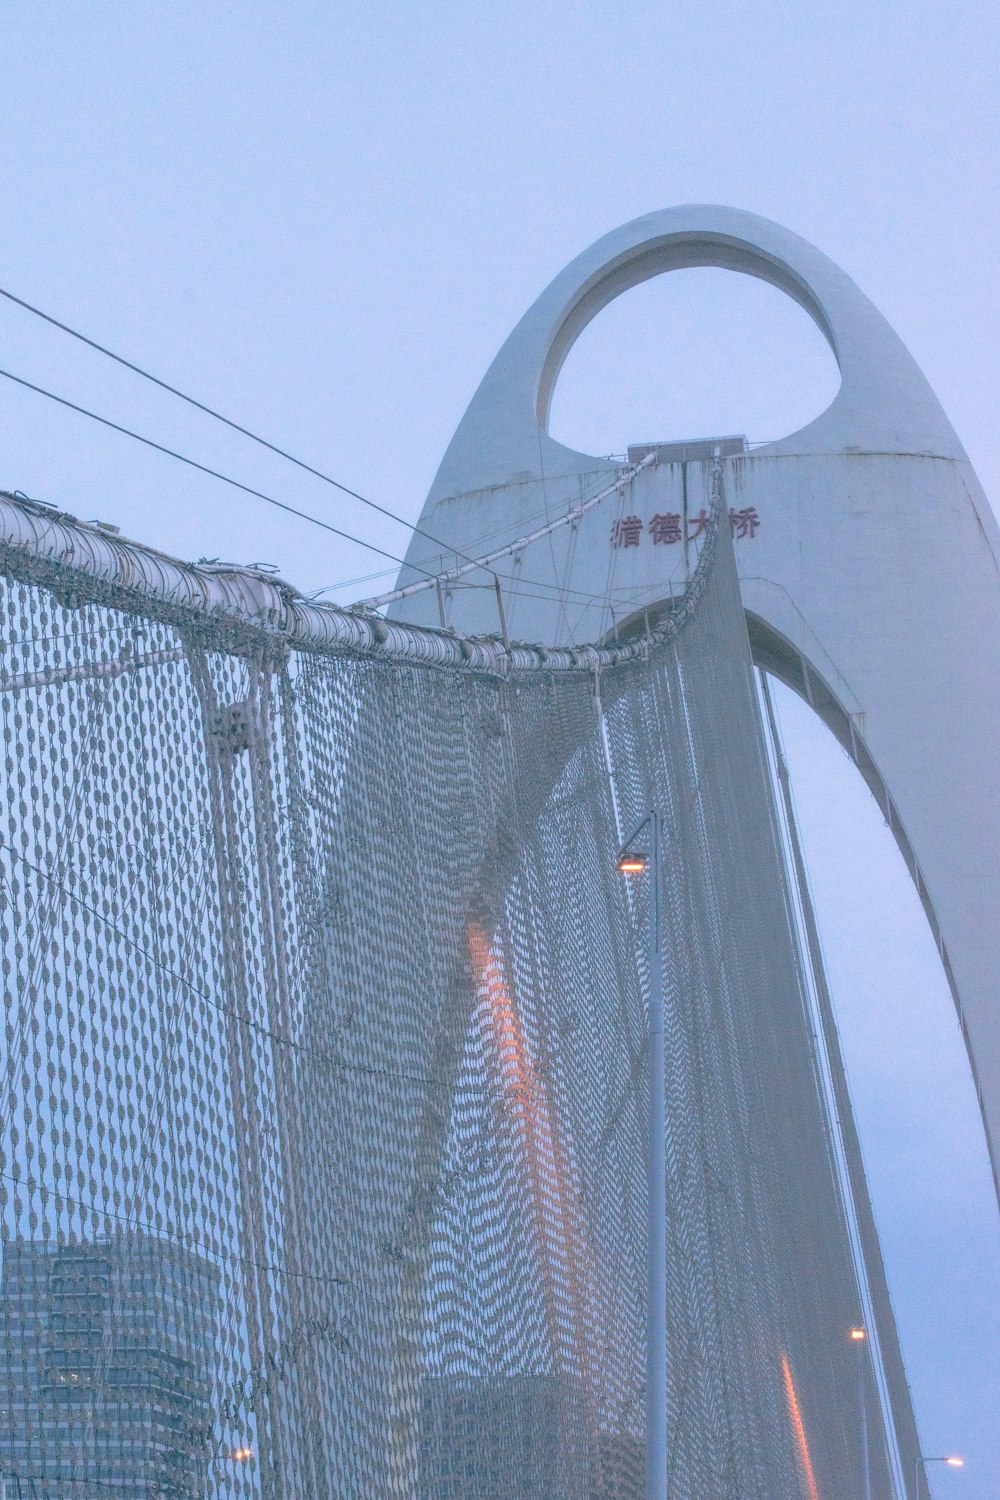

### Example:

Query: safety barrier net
xmin=0 ymin=478 xmax=904 ymax=1497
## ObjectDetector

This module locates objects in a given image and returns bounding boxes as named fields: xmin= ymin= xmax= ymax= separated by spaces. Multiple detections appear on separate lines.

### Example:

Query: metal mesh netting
xmin=0 ymin=490 xmax=898 ymax=1498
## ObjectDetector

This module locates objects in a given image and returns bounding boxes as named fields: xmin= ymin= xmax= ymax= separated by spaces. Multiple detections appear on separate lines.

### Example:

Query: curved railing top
xmin=0 ymin=462 xmax=720 ymax=677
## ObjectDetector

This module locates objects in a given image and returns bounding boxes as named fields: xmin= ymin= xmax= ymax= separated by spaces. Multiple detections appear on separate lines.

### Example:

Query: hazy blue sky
xmin=1 ymin=2 xmax=997 ymax=1493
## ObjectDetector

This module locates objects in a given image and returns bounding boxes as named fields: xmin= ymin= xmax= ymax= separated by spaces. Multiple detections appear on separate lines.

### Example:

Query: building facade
xmin=0 ymin=1234 xmax=219 ymax=1499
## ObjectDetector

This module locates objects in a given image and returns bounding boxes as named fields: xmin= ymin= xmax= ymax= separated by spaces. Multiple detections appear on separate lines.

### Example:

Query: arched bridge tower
xmin=390 ymin=205 xmax=1000 ymax=1205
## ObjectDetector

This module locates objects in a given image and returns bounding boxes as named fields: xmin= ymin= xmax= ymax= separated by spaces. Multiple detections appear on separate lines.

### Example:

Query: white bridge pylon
xmin=391 ymin=204 xmax=1000 ymax=1207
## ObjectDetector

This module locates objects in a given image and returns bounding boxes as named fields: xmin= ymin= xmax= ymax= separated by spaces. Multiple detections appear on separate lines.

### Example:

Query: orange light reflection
xmin=468 ymin=924 xmax=600 ymax=1398
xmin=781 ymin=1353 xmax=819 ymax=1500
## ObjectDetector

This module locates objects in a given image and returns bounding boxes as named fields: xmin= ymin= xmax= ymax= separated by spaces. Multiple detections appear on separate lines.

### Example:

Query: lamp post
xmin=617 ymin=810 xmax=667 ymax=1500
xmin=916 ymin=1455 xmax=965 ymax=1497
xmin=850 ymin=1327 xmax=870 ymax=1500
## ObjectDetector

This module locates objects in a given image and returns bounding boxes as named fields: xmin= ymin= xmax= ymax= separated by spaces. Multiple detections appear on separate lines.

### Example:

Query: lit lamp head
xmin=616 ymin=848 xmax=649 ymax=875
xmin=921 ymin=1455 xmax=966 ymax=1475
xmin=232 ymin=1447 xmax=253 ymax=1463
xmin=850 ymin=1327 xmax=866 ymax=1342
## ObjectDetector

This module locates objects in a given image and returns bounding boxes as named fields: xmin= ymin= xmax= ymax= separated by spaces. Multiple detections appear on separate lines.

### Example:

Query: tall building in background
xmin=0 ymin=1234 xmax=219 ymax=1499
xmin=419 ymin=1375 xmax=564 ymax=1498
xmin=418 ymin=1374 xmax=643 ymax=1500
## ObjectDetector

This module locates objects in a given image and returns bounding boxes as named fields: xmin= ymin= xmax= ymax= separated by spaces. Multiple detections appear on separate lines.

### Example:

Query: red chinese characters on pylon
xmin=610 ymin=507 xmax=760 ymax=549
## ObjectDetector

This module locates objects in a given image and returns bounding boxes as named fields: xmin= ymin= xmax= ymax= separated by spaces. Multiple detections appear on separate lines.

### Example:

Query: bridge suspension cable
xmin=356 ymin=450 xmax=657 ymax=609
xmin=0 ymin=364 xmax=424 ymax=570
xmin=0 ymin=283 xmax=559 ymax=588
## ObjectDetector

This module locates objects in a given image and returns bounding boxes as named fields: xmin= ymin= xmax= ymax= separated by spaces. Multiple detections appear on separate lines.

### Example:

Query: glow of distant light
xmin=781 ymin=1353 xmax=820 ymax=1500
xmin=467 ymin=923 xmax=599 ymax=1394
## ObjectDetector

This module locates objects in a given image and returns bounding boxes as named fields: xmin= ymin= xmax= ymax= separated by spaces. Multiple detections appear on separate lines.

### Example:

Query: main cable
xmin=1 ymin=358 xmax=643 ymax=612
xmin=0 ymin=285 xmax=648 ymax=603
xmin=0 ymin=365 xmax=423 ymax=574
xmin=0 ymin=284 xmax=505 ymax=578
xmin=0 ymin=285 xmax=389 ymax=510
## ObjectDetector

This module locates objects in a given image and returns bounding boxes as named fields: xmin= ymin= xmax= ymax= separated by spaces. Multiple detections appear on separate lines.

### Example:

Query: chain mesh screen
xmin=0 ymin=500 xmax=899 ymax=1498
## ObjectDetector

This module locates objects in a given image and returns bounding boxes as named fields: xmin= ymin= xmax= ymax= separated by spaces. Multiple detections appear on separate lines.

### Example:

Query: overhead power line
xmin=0 ymin=284 xmax=492 ymax=578
xmin=0 ymin=284 xmax=646 ymax=606
xmin=0 ymin=358 xmax=640 ymax=615
xmin=0 ymin=365 xmax=419 ymax=573
xmin=0 ymin=285 xmax=393 ymax=513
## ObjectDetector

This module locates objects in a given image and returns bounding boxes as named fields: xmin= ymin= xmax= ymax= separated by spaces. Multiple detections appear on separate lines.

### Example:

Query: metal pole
xmin=646 ymin=808 xmax=668 ymax=1500
xmin=859 ymin=1336 xmax=871 ymax=1500
xmin=681 ymin=463 xmax=690 ymax=580
xmin=493 ymin=572 xmax=510 ymax=649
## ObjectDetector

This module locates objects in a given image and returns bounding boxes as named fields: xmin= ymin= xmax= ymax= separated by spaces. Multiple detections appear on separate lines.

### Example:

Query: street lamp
xmin=850 ymin=1328 xmax=870 ymax=1500
xmin=916 ymin=1455 xmax=965 ymax=1496
xmin=617 ymin=810 xmax=666 ymax=1500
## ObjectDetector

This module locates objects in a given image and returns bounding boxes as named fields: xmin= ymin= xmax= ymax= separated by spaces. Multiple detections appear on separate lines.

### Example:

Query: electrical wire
xmin=312 ymin=563 xmax=642 ymax=614
xmin=0 ymin=286 xmax=647 ymax=602
xmin=0 ymin=365 xmax=424 ymax=574
xmin=309 ymin=485 xmax=657 ymax=605
xmin=0 ymin=284 xmax=403 ymax=516
xmin=0 ymin=361 xmax=652 ymax=619
xmin=0 ymin=284 xmax=536 ymax=582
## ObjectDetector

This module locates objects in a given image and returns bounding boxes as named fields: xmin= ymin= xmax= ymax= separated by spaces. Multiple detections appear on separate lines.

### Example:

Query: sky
xmin=0 ymin=1 xmax=997 ymax=1492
